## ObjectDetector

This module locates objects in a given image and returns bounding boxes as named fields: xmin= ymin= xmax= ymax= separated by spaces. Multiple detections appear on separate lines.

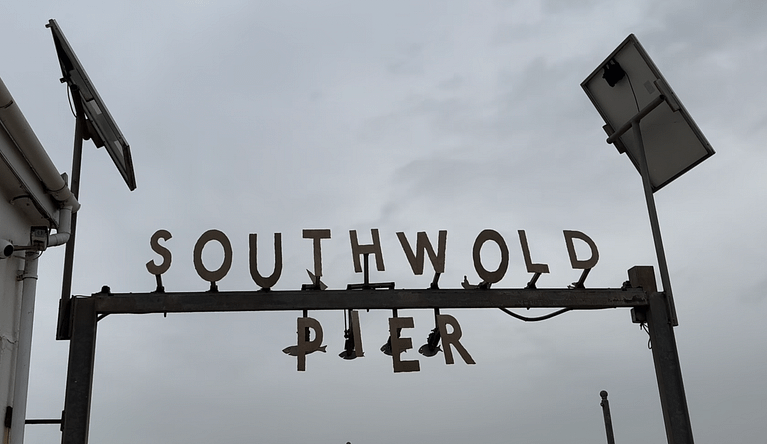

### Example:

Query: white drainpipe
xmin=6 ymin=202 xmax=72 ymax=444
xmin=47 ymin=205 xmax=73 ymax=248
xmin=8 ymin=252 xmax=39 ymax=444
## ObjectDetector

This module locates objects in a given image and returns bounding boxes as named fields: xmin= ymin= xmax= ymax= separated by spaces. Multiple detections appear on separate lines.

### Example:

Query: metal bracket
xmin=525 ymin=272 xmax=543 ymax=289
xmin=568 ymin=268 xmax=591 ymax=289
xmin=153 ymin=274 xmax=165 ymax=293
xmin=346 ymin=253 xmax=394 ymax=290
xmin=429 ymin=272 xmax=441 ymax=290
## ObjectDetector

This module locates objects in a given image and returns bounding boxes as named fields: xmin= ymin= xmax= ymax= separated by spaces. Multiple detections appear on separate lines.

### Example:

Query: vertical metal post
xmin=57 ymin=93 xmax=86 ymax=340
xmin=645 ymin=292 xmax=694 ymax=444
xmin=61 ymin=296 xmax=97 ymax=444
xmin=599 ymin=391 xmax=616 ymax=444
xmin=629 ymin=266 xmax=694 ymax=444
xmin=632 ymin=121 xmax=677 ymax=325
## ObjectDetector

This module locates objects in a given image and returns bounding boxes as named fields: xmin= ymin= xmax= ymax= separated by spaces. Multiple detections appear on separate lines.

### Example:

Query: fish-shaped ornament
xmin=282 ymin=344 xmax=327 ymax=356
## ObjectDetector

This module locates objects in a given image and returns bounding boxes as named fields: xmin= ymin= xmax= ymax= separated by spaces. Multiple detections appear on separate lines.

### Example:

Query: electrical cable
xmin=640 ymin=322 xmax=652 ymax=349
xmin=497 ymin=307 xmax=572 ymax=322
xmin=625 ymin=72 xmax=641 ymax=113
xmin=66 ymin=84 xmax=76 ymax=118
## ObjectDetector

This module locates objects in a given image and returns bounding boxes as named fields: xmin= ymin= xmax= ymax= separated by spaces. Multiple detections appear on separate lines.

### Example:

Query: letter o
xmin=472 ymin=229 xmax=509 ymax=284
xmin=193 ymin=229 xmax=233 ymax=283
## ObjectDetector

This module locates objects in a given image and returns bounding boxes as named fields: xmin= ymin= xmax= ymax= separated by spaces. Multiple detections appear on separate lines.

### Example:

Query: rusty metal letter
xmin=146 ymin=229 xmax=172 ymax=275
xmin=193 ymin=229 xmax=233 ymax=283
xmin=303 ymin=229 xmax=331 ymax=279
xmin=349 ymin=229 xmax=385 ymax=273
xmin=396 ymin=230 xmax=447 ymax=275
xmin=350 ymin=310 xmax=364 ymax=358
xmin=436 ymin=314 xmax=475 ymax=365
xmin=472 ymin=229 xmax=509 ymax=284
xmin=388 ymin=316 xmax=420 ymax=373
xmin=563 ymin=230 xmax=599 ymax=270
xmin=518 ymin=230 xmax=550 ymax=274
xmin=297 ymin=317 xmax=323 ymax=371
xmin=249 ymin=233 xmax=283 ymax=289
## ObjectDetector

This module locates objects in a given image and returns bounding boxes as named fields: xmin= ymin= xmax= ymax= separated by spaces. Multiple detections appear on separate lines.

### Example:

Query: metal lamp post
xmin=582 ymin=34 xmax=715 ymax=444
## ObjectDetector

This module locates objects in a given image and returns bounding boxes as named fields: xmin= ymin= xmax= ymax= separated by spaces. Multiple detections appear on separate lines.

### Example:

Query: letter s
xmin=146 ymin=229 xmax=172 ymax=275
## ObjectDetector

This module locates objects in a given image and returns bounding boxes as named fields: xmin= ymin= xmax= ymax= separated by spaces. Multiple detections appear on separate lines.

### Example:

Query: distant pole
xmin=600 ymin=390 xmax=616 ymax=444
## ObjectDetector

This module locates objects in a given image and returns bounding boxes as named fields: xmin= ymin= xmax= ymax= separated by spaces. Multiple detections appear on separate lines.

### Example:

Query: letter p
xmin=297 ymin=317 xmax=323 ymax=371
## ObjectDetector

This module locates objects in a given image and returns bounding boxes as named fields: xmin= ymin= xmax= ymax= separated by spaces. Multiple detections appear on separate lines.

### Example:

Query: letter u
xmin=249 ymin=233 xmax=283 ymax=289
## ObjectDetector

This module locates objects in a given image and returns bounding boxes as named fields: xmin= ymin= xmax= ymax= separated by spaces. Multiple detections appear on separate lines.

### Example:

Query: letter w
xmin=396 ymin=231 xmax=447 ymax=275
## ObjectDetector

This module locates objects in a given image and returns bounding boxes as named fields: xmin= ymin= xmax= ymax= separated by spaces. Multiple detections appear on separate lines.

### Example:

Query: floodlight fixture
xmin=339 ymin=328 xmax=357 ymax=360
xmin=380 ymin=309 xmax=399 ymax=356
xmin=418 ymin=308 xmax=443 ymax=358
xmin=418 ymin=327 xmax=441 ymax=358
xmin=339 ymin=309 xmax=363 ymax=360
xmin=47 ymin=19 xmax=136 ymax=191
xmin=380 ymin=337 xmax=393 ymax=356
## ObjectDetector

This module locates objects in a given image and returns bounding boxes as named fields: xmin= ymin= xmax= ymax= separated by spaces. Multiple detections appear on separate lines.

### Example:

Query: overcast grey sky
xmin=2 ymin=1 xmax=767 ymax=443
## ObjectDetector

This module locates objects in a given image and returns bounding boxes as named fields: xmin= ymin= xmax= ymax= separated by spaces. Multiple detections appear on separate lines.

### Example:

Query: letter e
xmin=388 ymin=317 xmax=420 ymax=373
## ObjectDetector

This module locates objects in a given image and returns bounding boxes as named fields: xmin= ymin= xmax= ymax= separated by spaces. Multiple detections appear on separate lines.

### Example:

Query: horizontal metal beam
xmin=89 ymin=287 xmax=649 ymax=315
xmin=25 ymin=418 xmax=62 ymax=425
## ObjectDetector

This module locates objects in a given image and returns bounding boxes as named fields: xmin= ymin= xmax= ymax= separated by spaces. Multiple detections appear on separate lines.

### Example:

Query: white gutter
xmin=0 ymin=77 xmax=80 ymax=213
